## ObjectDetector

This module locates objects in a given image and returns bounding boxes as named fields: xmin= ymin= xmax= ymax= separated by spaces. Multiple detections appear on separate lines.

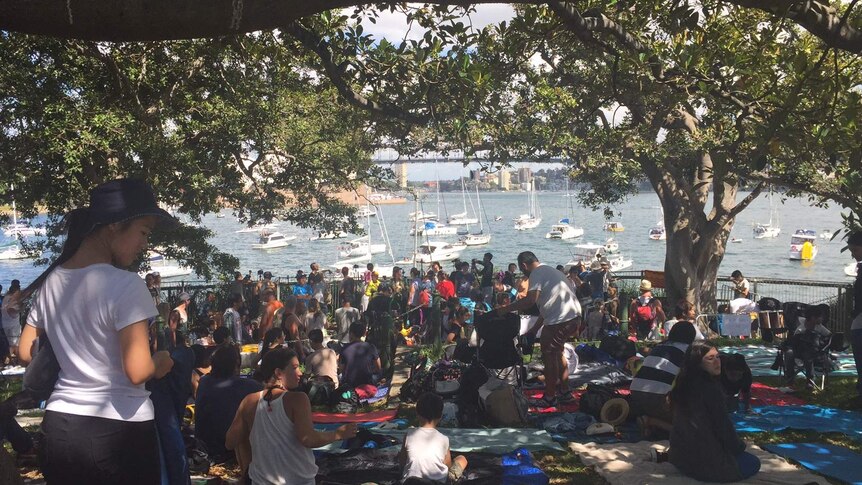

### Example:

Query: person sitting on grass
xmin=719 ymin=352 xmax=753 ymax=413
xmin=663 ymin=343 xmax=760 ymax=482
xmin=399 ymin=392 xmax=468 ymax=484
xmin=340 ymin=322 xmax=381 ymax=388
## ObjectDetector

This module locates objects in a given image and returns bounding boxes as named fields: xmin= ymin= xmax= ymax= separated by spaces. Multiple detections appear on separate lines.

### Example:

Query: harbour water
xmin=1 ymin=191 xmax=856 ymax=287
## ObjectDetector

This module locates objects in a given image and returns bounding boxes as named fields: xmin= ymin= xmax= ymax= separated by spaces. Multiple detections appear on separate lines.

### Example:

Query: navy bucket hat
xmin=81 ymin=179 xmax=176 ymax=233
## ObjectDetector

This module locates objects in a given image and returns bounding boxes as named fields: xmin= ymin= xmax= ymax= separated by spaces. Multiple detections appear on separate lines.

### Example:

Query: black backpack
xmin=599 ymin=334 xmax=636 ymax=362
xmin=579 ymin=384 xmax=620 ymax=419
xmin=456 ymin=361 xmax=489 ymax=427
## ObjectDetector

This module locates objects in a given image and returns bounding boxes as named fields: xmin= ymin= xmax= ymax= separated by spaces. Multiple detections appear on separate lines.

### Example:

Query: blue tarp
xmin=764 ymin=443 xmax=862 ymax=485
xmin=734 ymin=405 xmax=862 ymax=442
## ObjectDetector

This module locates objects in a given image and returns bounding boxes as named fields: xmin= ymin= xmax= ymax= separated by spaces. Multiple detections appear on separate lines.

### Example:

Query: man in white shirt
xmin=496 ymin=251 xmax=581 ymax=406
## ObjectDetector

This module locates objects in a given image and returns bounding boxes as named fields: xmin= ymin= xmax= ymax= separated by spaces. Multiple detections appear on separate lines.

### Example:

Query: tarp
xmin=718 ymin=345 xmax=856 ymax=377
xmin=764 ymin=443 xmax=862 ymax=485
xmin=570 ymin=441 xmax=829 ymax=484
xmin=316 ymin=427 xmax=564 ymax=454
xmin=734 ymin=405 xmax=862 ymax=442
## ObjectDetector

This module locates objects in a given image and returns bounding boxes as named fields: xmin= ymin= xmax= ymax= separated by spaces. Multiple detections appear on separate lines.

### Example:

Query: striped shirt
xmin=630 ymin=341 xmax=689 ymax=395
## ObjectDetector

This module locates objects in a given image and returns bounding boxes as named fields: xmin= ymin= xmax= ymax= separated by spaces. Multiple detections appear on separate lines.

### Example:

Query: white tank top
xmin=249 ymin=391 xmax=317 ymax=485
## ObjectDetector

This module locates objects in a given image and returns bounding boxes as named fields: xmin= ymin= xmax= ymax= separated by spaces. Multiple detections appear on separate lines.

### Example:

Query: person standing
xmin=472 ymin=253 xmax=495 ymax=305
xmin=495 ymin=251 xmax=581 ymax=407
xmin=629 ymin=280 xmax=666 ymax=340
xmin=167 ymin=292 xmax=191 ymax=351
xmin=228 ymin=271 xmax=245 ymax=302
xmin=436 ymin=271 xmax=456 ymax=300
xmin=846 ymin=232 xmax=862 ymax=406
xmin=339 ymin=266 xmax=357 ymax=307
xmin=730 ymin=270 xmax=751 ymax=299
xmin=334 ymin=298 xmax=361 ymax=344
xmin=223 ymin=293 xmax=245 ymax=344
xmin=17 ymin=179 xmax=175 ymax=485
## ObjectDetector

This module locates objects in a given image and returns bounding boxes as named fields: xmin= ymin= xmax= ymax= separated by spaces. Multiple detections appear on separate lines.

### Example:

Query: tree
xmin=0 ymin=31 xmax=390 ymax=278
xmin=283 ymin=3 xmax=862 ymax=310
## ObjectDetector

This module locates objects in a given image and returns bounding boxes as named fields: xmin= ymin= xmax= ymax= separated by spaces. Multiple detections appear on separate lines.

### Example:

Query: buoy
xmin=801 ymin=241 xmax=814 ymax=260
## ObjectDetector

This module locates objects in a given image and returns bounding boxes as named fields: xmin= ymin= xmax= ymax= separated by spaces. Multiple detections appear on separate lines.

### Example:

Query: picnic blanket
xmin=312 ymin=408 xmax=399 ymax=424
xmin=570 ymin=441 xmax=830 ymax=484
xmin=315 ymin=447 xmax=549 ymax=485
xmin=718 ymin=345 xmax=856 ymax=377
xmin=734 ymin=405 xmax=862 ymax=442
xmin=749 ymin=382 xmax=806 ymax=407
xmin=530 ymin=412 xmax=642 ymax=444
xmin=764 ymin=443 xmax=862 ymax=485
xmin=316 ymin=427 xmax=564 ymax=454
xmin=526 ymin=361 xmax=632 ymax=390
xmin=362 ymin=385 xmax=390 ymax=404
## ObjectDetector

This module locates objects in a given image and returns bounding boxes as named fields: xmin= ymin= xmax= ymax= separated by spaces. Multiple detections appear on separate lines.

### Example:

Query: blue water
xmin=1 ymin=191 xmax=855 ymax=288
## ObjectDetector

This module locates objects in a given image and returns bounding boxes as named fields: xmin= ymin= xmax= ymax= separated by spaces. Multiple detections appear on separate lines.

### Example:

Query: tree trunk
xmin=662 ymin=197 xmax=734 ymax=314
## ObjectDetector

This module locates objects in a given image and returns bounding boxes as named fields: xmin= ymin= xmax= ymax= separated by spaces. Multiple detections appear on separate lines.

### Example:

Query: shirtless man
xmin=279 ymin=295 xmax=305 ymax=360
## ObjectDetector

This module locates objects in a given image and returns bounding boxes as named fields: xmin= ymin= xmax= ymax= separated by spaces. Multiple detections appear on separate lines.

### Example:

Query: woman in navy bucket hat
xmin=17 ymin=179 xmax=176 ymax=484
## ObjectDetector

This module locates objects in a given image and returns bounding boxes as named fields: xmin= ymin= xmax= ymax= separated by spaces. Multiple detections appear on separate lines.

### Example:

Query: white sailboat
xmin=3 ymin=185 xmax=46 ymax=238
xmin=648 ymin=208 xmax=666 ymax=241
xmin=546 ymin=175 xmax=583 ymax=239
xmin=514 ymin=180 xmax=542 ymax=230
xmin=754 ymin=190 xmax=781 ymax=239
xmin=0 ymin=243 xmax=30 ymax=260
xmin=460 ymin=184 xmax=491 ymax=246
xmin=332 ymin=202 xmax=395 ymax=271
xmin=448 ymin=178 xmax=479 ymax=226
xmin=137 ymin=251 xmax=192 ymax=279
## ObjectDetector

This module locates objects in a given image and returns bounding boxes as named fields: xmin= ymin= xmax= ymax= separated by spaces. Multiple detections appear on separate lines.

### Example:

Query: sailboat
xmin=1 ymin=185 xmax=38 ymax=260
xmin=648 ymin=207 xmax=666 ymax=241
xmin=460 ymin=184 xmax=491 ymax=246
xmin=754 ymin=189 xmax=781 ymax=239
xmin=514 ymin=180 xmax=542 ymax=230
xmin=546 ymin=174 xmax=583 ymax=239
xmin=3 ymin=185 xmax=46 ymax=238
xmin=332 ymin=202 xmax=393 ymax=270
xmin=448 ymin=178 xmax=479 ymax=226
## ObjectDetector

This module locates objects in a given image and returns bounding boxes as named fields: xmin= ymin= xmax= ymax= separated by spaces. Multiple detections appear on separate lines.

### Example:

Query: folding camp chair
xmin=778 ymin=332 xmax=845 ymax=390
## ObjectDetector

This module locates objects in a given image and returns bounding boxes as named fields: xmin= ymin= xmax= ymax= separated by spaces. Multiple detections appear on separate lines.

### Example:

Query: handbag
xmin=23 ymin=337 xmax=60 ymax=402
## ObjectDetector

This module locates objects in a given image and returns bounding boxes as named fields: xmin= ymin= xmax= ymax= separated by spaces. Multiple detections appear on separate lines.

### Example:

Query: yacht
xmin=236 ymin=223 xmax=278 ymax=233
xmin=137 ymin=251 xmax=192 ymax=279
xmin=0 ymin=243 xmax=30 ymax=260
xmin=514 ymin=180 xmax=541 ymax=231
xmin=846 ymin=262 xmax=859 ymax=278
xmin=338 ymin=235 xmax=386 ymax=258
xmin=754 ymin=189 xmax=781 ymax=239
xmin=408 ymin=241 xmax=463 ymax=264
xmin=566 ymin=243 xmax=633 ymax=272
xmin=819 ymin=230 xmax=834 ymax=240
xmin=604 ymin=238 xmax=619 ymax=253
xmin=648 ymin=224 xmax=666 ymax=240
xmin=356 ymin=206 xmax=377 ymax=218
xmin=251 ymin=231 xmax=296 ymax=250
xmin=546 ymin=219 xmax=584 ymax=239
xmin=789 ymin=229 xmax=818 ymax=260
xmin=411 ymin=220 xmax=458 ymax=236
xmin=603 ymin=221 xmax=625 ymax=232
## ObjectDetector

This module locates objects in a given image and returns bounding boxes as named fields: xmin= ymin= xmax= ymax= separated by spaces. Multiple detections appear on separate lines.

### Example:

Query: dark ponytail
xmin=669 ymin=342 xmax=715 ymax=411
xmin=259 ymin=347 xmax=297 ymax=383
xmin=22 ymin=207 xmax=94 ymax=298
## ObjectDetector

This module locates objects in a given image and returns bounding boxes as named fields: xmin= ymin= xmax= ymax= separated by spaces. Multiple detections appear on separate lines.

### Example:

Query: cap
xmin=178 ymin=292 xmax=191 ymax=301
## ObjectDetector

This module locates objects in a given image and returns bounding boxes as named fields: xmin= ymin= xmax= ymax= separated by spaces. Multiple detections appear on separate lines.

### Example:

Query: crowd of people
xmin=1 ymin=178 xmax=861 ymax=485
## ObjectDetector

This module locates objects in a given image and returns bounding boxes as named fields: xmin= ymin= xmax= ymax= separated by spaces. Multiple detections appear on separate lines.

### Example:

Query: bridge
xmin=371 ymin=148 xmax=569 ymax=164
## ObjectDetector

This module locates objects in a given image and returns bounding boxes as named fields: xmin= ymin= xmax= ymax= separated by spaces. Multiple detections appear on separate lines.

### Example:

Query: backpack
xmin=329 ymin=385 xmax=360 ymax=413
xmin=456 ymin=362 xmax=489 ymax=427
xmin=308 ymin=378 xmax=335 ymax=406
xmin=483 ymin=384 xmax=528 ymax=427
xmin=632 ymin=298 xmax=657 ymax=325
xmin=578 ymin=384 xmax=620 ymax=420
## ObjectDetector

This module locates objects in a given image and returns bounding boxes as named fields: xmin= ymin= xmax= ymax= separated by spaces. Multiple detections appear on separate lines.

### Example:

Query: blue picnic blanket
xmin=717 ymin=345 xmax=856 ymax=377
xmin=530 ymin=412 xmax=643 ymax=444
xmin=734 ymin=405 xmax=862 ymax=442
xmin=764 ymin=443 xmax=862 ymax=485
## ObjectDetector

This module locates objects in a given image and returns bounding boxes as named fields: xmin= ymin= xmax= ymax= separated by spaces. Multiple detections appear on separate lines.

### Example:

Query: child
xmin=399 ymin=393 xmax=468 ymax=483
xmin=720 ymin=352 xmax=753 ymax=413
xmin=730 ymin=270 xmax=750 ymax=299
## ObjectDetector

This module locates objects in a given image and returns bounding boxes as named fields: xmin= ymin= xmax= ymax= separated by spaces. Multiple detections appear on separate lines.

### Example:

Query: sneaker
xmin=649 ymin=449 xmax=669 ymax=463
xmin=557 ymin=392 xmax=577 ymax=404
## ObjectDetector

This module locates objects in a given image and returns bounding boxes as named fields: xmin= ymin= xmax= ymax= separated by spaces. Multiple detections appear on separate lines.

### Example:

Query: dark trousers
xmin=151 ymin=387 xmax=191 ymax=485
xmin=736 ymin=451 xmax=761 ymax=480
xmin=851 ymin=328 xmax=862 ymax=395
xmin=42 ymin=411 xmax=160 ymax=485
xmin=0 ymin=414 xmax=32 ymax=453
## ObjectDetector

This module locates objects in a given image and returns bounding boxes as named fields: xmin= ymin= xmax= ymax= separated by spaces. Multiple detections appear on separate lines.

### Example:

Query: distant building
xmin=397 ymin=163 xmax=408 ymax=188
xmin=498 ymin=170 xmax=511 ymax=190
xmin=470 ymin=170 xmax=482 ymax=182
xmin=518 ymin=167 xmax=532 ymax=184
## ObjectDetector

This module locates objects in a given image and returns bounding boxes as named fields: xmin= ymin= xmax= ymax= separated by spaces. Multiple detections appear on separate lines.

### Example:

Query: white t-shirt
xmin=402 ymin=427 xmax=450 ymax=482
xmin=563 ymin=342 xmax=579 ymax=375
xmin=527 ymin=264 xmax=581 ymax=326
xmin=729 ymin=298 xmax=759 ymax=314
xmin=27 ymin=264 xmax=158 ymax=421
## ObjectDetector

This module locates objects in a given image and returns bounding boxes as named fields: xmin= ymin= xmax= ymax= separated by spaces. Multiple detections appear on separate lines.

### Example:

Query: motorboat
xmin=411 ymin=220 xmax=458 ymax=236
xmin=603 ymin=221 xmax=625 ymax=232
xmin=819 ymin=230 xmax=834 ymax=240
xmin=494 ymin=216 xmax=503 ymax=221
xmin=789 ymin=229 xmax=818 ymax=260
xmin=236 ymin=223 xmax=278 ymax=233
xmin=410 ymin=241 xmax=463 ymax=264
xmin=356 ymin=206 xmax=377 ymax=218
xmin=339 ymin=235 xmax=386 ymax=258
xmin=648 ymin=224 xmax=666 ymax=241
xmin=545 ymin=219 xmax=584 ymax=239
xmin=0 ymin=243 xmax=31 ymax=260
xmin=731 ymin=237 xmax=743 ymax=243
xmin=216 ymin=213 xmax=226 ymax=218
xmin=514 ymin=180 xmax=541 ymax=231
xmin=846 ymin=262 xmax=859 ymax=278
xmin=604 ymin=238 xmax=619 ymax=253
xmin=3 ymin=223 xmax=46 ymax=238
xmin=251 ymin=231 xmax=296 ymax=249
xmin=460 ymin=232 xmax=491 ymax=246
xmin=565 ymin=243 xmax=633 ymax=272
xmin=314 ymin=231 xmax=347 ymax=240
xmin=138 ymin=251 xmax=192 ymax=279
